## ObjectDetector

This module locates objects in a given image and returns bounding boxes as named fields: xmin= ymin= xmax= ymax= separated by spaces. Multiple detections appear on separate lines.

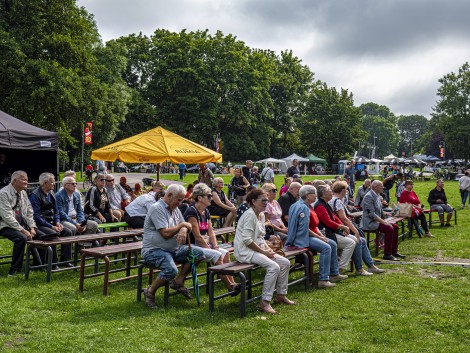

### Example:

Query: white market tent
xmin=281 ymin=153 xmax=309 ymax=173
xmin=255 ymin=157 xmax=287 ymax=173
xmin=383 ymin=154 xmax=398 ymax=160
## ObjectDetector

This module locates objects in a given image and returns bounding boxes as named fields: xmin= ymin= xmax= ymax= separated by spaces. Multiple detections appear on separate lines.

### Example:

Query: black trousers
xmin=123 ymin=212 xmax=145 ymax=229
xmin=37 ymin=226 xmax=73 ymax=263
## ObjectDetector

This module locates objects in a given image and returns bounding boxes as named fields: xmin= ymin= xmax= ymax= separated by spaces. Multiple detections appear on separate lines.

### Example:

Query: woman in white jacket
xmin=234 ymin=189 xmax=295 ymax=315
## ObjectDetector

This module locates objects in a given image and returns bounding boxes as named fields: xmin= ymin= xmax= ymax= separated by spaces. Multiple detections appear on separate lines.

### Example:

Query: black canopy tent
xmin=0 ymin=110 xmax=58 ymax=185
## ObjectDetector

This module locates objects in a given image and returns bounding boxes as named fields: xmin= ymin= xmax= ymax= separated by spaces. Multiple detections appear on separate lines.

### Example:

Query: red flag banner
xmin=84 ymin=122 xmax=93 ymax=145
xmin=440 ymin=148 xmax=444 ymax=158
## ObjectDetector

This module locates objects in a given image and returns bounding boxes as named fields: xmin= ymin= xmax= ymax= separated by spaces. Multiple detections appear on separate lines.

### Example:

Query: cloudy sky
xmin=78 ymin=0 xmax=470 ymax=117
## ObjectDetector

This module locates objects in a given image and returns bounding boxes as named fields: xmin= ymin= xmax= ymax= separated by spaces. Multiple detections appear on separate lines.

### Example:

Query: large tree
xmin=300 ymin=82 xmax=365 ymax=166
xmin=434 ymin=62 xmax=470 ymax=162
xmin=0 ymin=0 xmax=130 ymax=166
xmin=397 ymin=114 xmax=429 ymax=156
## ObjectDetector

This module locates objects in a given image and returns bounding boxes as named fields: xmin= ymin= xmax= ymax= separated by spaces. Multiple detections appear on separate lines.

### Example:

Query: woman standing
xmin=230 ymin=167 xmax=250 ymax=206
xmin=235 ymin=189 xmax=295 ymax=315
xmin=183 ymin=183 xmax=239 ymax=293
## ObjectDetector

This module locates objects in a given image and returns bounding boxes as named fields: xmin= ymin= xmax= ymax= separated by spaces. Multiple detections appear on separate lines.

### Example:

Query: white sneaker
xmin=318 ymin=280 xmax=336 ymax=288
xmin=368 ymin=267 xmax=385 ymax=274
xmin=356 ymin=269 xmax=373 ymax=276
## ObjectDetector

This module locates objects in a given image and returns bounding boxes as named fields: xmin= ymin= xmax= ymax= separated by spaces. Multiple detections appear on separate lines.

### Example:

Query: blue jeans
xmin=308 ymin=237 xmax=339 ymax=281
xmin=461 ymin=190 xmax=469 ymax=205
xmin=352 ymin=237 xmax=374 ymax=270
xmin=143 ymin=246 xmax=205 ymax=281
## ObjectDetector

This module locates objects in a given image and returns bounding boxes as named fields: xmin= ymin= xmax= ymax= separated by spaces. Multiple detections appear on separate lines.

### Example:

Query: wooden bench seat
xmin=364 ymin=216 xmax=409 ymax=256
xmin=79 ymin=241 xmax=142 ymax=295
xmin=25 ymin=229 xmax=143 ymax=282
xmin=423 ymin=208 xmax=457 ymax=228
xmin=208 ymin=247 xmax=311 ymax=317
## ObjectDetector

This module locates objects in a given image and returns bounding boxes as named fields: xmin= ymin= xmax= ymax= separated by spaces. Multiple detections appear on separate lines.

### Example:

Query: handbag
xmin=265 ymin=235 xmax=285 ymax=256
xmin=396 ymin=203 xmax=413 ymax=217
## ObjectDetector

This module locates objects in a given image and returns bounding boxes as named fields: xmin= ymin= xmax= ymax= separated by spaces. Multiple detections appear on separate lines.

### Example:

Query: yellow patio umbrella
xmin=91 ymin=126 xmax=222 ymax=179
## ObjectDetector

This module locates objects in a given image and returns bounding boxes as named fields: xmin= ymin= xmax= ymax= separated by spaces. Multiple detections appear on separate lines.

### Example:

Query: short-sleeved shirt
xmin=344 ymin=167 xmax=355 ymax=183
xmin=142 ymin=199 xmax=184 ymax=257
xmin=286 ymin=166 xmax=300 ymax=177
xmin=328 ymin=196 xmax=345 ymax=213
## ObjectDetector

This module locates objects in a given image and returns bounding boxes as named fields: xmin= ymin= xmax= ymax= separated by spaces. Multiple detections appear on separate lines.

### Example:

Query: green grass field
xmin=1 ymin=177 xmax=469 ymax=352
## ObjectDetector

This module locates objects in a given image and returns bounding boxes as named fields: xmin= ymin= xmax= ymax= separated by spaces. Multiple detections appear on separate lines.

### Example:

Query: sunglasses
xmin=66 ymin=182 xmax=77 ymax=186
xmin=256 ymin=198 xmax=269 ymax=203
xmin=204 ymin=194 xmax=213 ymax=199
xmin=99 ymin=178 xmax=106 ymax=181
xmin=270 ymin=189 xmax=277 ymax=192
xmin=106 ymin=179 xmax=114 ymax=182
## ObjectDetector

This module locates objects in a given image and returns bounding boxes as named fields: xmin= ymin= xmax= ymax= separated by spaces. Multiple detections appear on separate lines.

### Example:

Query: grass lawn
xmin=1 ymin=177 xmax=470 ymax=352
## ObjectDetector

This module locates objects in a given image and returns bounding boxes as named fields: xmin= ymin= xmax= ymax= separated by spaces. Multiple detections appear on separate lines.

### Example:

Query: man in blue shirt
xmin=178 ymin=163 xmax=186 ymax=180
xmin=344 ymin=160 xmax=356 ymax=192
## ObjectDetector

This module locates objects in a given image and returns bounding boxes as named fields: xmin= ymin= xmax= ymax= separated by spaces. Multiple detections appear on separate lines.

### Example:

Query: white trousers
xmin=250 ymin=252 xmax=290 ymax=301
xmin=336 ymin=234 xmax=356 ymax=269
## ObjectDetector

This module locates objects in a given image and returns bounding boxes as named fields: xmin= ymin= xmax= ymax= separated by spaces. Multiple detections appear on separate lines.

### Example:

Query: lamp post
xmin=439 ymin=141 xmax=445 ymax=160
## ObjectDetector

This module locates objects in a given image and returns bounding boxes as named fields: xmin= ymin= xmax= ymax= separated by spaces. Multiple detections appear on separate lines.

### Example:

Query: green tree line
xmin=1 ymin=1 xmax=466 ymax=168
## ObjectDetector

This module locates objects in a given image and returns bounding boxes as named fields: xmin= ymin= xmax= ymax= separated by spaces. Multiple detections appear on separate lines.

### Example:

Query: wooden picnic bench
xmin=79 ymin=241 xmax=142 ymax=295
xmin=25 ymin=229 xmax=143 ymax=282
xmin=208 ymin=247 xmax=311 ymax=317
xmin=423 ymin=208 xmax=457 ymax=228
xmin=363 ymin=216 xmax=409 ymax=256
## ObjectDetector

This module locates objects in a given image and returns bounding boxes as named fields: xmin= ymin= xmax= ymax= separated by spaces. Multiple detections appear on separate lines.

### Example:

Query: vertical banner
xmin=84 ymin=122 xmax=93 ymax=145
xmin=440 ymin=147 xmax=444 ymax=158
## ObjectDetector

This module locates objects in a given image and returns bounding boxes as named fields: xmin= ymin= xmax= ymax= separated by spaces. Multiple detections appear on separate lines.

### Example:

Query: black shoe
xmin=290 ymin=263 xmax=304 ymax=271
xmin=383 ymin=255 xmax=399 ymax=261
xmin=392 ymin=253 xmax=406 ymax=259
xmin=440 ymin=223 xmax=445 ymax=227
xmin=52 ymin=265 xmax=61 ymax=271
xmin=7 ymin=269 xmax=22 ymax=277
xmin=445 ymin=223 xmax=452 ymax=227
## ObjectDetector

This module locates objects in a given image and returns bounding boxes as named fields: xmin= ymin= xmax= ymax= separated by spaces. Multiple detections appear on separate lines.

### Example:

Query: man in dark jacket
xmin=278 ymin=182 xmax=301 ymax=226
xmin=427 ymin=179 xmax=454 ymax=227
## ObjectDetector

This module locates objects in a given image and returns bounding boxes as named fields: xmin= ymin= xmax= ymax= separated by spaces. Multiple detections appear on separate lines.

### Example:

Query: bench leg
xmin=46 ymin=246 xmax=53 ymax=282
xmin=164 ymin=281 xmax=170 ymax=307
xmin=136 ymin=264 xmax=144 ymax=302
xmin=103 ymin=256 xmax=110 ymax=296
xmin=238 ymin=272 xmax=247 ymax=318
xmin=125 ymin=252 xmax=132 ymax=277
xmin=79 ymin=253 xmax=87 ymax=292
xmin=25 ymin=245 xmax=31 ymax=280
xmin=208 ymin=271 xmax=216 ymax=312
xmin=302 ymin=253 xmax=310 ymax=290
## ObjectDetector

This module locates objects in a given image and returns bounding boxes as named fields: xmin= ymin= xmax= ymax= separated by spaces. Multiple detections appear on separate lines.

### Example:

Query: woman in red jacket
xmin=399 ymin=180 xmax=433 ymax=238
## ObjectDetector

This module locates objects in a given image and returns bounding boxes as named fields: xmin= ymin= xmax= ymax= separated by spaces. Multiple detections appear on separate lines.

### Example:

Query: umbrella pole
xmin=156 ymin=163 xmax=160 ymax=181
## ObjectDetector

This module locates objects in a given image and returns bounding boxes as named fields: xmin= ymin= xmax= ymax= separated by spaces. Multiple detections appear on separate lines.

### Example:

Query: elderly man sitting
xmin=105 ymin=174 xmax=131 ymax=221
xmin=355 ymin=178 xmax=371 ymax=207
xmin=141 ymin=184 xmax=205 ymax=308
xmin=29 ymin=172 xmax=73 ymax=268
xmin=56 ymin=176 xmax=98 ymax=235
xmin=0 ymin=170 xmax=44 ymax=276
xmin=124 ymin=181 xmax=166 ymax=229
xmin=361 ymin=180 xmax=404 ymax=261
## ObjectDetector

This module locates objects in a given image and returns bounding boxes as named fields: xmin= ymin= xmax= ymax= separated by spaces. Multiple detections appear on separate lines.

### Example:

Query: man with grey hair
xmin=0 ymin=170 xmax=43 ymax=276
xmin=260 ymin=162 xmax=275 ymax=185
xmin=104 ymin=173 xmax=131 ymax=221
xmin=278 ymin=181 xmax=302 ymax=226
xmin=29 ymin=172 xmax=73 ymax=268
xmin=355 ymin=178 xmax=371 ymax=207
xmin=361 ymin=180 xmax=403 ymax=261
xmin=141 ymin=184 xmax=205 ymax=308
xmin=286 ymin=185 xmax=345 ymax=287
xmin=56 ymin=176 xmax=99 ymax=235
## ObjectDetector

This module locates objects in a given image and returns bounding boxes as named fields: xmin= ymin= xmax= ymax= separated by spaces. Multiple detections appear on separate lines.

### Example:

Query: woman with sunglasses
xmin=234 ymin=189 xmax=295 ymax=315
xmin=183 ymin=183 xmax=239 ymax=293
xmin=84 ymin=173 xmax=118 ymax=224
xmin=400 ymin=180 xmax=433 ymax=238
xmin=261 ymin=183 xmax=288 ymax=243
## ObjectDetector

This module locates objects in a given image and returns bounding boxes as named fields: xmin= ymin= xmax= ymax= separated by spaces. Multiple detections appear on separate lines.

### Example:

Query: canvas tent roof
xmin=0 ymin=110 xmax=58 ymax=150
xmin=0 ymin=110 xmax=58 ymax=183
xmin=255 ymin=157 xmax=287 ymax=165
xmin=282 ymin=153 xmax=309 ymax=162
xmin=306 ymin=154 xmax=326 ymax=165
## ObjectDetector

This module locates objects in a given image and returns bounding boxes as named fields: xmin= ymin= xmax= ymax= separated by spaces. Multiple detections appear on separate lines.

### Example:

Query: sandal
xmin=228 ymin=283 xmax=241 ymax=297
xmin=143 ymin=288 xmax=157 ymax=308
xmin=169 ymin=280 xmax=192 ymax=299
xmin=256 ymin=302 xmax=278 ymax=315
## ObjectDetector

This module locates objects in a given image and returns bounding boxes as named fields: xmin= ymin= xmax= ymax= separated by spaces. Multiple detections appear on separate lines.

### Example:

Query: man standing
xmin=29 ymin=172 xmax=73 ymax=267
xmin=198 ymin=164 xmax=214 ymax=188
xmin=0 ymin=170 xmax=41 ymax=276
xmin=178 ymin=163 xmax=186 ymax=180
xmin=96 ymin=160 xmax=106 ymax=174
xmin=395 ymin=172 xmax=405 ymax=202
xmin=141 ymin=184 xmax=204 ymax=308
xmin=355 ymin=178 xmax=371 ymax=207
xmin=458 ymin=171 xmax=470 ymax=208
xmin=427 ymin=179 xmax=454 ymax=227
xmin=344 ymin=160 xmax=356 ymax=192
xmin=242 ymin=160 xmax=253 ymax=183
xmin=278 ymin=182 xmax=302 ymax=226
xmin=260 ymin=163 xmax=275 ymax=185
xmin=104 ymin=174 xmax=131 ymax=221
xmin=56 ymin=176 xmax=99 ymax=235
xmin=361 ymin=180 xmax=404 ymax=261
xmin=286 ymin=159 xmax=300 ymax=178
